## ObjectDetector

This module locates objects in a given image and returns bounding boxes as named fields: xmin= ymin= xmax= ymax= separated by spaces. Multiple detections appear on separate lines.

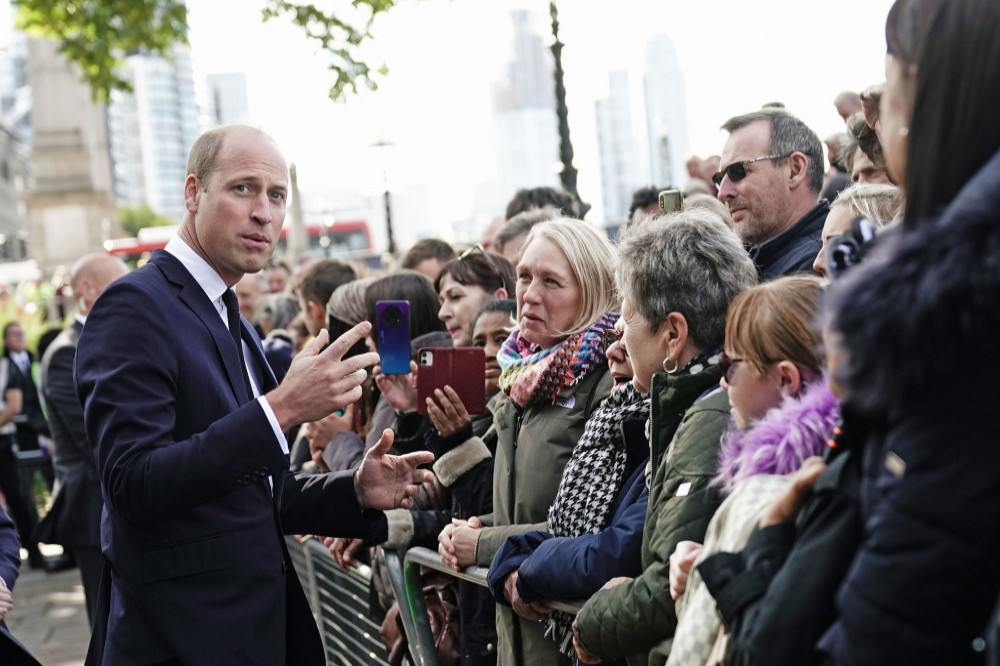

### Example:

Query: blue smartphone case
xmin=376 ymin=300 xmax=411 ymax=374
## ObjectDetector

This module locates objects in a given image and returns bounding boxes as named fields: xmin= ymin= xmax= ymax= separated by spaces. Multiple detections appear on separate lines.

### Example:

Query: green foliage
xmin=14 ymin=0 xmax=413 ymax=104
xmin=13 ymin=0 xmax=188 ymax=105
xmin=262 ymin=0 xmax=400 ymax=102
xmin=119 ymin=204 xmax=175 ymax=237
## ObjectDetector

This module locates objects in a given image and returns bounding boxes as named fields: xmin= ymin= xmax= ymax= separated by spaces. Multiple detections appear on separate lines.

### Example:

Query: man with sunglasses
xmin=715 ymin=108 xmax=828 ymax=279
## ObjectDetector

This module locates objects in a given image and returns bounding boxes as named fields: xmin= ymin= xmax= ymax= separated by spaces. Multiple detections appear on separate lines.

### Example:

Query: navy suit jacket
xmin=77 ymin=249 xmax=377 ymax=665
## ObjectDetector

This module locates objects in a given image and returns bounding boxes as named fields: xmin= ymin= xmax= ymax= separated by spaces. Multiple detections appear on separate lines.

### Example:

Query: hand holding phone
xmin=376 ymin=300 xmax=411 ymax=374
xmin=416 ymin=348 xmax=486 ymax=416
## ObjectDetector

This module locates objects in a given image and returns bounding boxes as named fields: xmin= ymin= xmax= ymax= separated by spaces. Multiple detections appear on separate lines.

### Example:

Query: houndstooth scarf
xmin=544 ymin=381 xmax=650 ymax=656
xmin=497 ymin=312 xmax=617 ymax=407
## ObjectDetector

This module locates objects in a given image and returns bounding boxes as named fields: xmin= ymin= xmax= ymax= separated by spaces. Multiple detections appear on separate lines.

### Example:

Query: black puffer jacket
xmin=816 ymin=147 xmax=1000 ymax=665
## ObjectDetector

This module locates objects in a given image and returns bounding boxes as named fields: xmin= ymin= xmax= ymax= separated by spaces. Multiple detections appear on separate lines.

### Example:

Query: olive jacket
xmin=574 ymin=366 xmax=730 ymax=659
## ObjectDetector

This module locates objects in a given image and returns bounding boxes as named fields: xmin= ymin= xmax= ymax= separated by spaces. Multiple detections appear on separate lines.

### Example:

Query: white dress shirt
xmin=164 ymin=236 xmax=288 ymax=454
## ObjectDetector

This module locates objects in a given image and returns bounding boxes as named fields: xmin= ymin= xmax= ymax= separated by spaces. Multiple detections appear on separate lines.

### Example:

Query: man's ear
xmin=308 ymin=300 xmax=326 ymax=330
xmin=184 ymin=175 xmax=201 ymax=213
xmin=788 ymin=152 xmax=810 ymax=189
xmin=493 ymin=287 xmax=508 ymax=300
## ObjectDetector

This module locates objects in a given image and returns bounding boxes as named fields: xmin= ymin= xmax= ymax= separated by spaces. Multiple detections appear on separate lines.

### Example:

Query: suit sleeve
xmin=43 ymin=343 xmax=90 ymax=460
xmin=77 ymin=280 xmax=292 ymax=530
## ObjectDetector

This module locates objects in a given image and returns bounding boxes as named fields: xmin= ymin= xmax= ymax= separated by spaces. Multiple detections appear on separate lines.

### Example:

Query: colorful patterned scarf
xmin=497 ymin=312 xmax=618 ymax=408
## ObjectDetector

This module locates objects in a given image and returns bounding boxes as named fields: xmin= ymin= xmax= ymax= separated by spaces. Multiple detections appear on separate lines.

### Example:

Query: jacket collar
xmin=750 ymin=200 xmax=828 ymax=266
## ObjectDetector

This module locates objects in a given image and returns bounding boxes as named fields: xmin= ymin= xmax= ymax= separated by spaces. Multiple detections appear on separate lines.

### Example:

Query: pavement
xmin=5 ymin=545 xmax=91 ymax=666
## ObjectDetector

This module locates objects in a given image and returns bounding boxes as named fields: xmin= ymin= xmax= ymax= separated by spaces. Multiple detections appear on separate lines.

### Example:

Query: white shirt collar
xmin=164 ymin=234 xmax=231 ymax=308
xmin=75 ymin=313 xmax=87 ymax=326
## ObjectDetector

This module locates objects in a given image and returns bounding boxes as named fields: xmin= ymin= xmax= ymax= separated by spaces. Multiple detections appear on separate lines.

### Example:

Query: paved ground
xmin=5 ymin=546 xmax=90 ymax=666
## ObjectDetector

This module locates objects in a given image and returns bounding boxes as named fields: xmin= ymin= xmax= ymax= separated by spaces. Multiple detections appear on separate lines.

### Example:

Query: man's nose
xmin=716 ymin=176 xmax=736 ymax=201
xmin=251 ymin=193 xmax=273 ymax=224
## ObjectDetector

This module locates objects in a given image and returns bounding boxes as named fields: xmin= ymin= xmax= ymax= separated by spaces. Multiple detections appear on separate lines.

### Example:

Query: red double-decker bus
xmin=105 ymin=220 xmax=374 ymax=268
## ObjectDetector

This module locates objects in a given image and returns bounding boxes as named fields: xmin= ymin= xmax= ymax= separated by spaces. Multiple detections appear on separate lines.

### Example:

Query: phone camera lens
xmin=383 ymin=305 xmax=403 ymax=327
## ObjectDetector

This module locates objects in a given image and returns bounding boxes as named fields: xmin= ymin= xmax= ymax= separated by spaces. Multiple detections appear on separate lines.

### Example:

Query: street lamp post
xmin=549 ymin=2 xmax=589 ymax=216
xmin=370 ymin=139 xmax=397 ymax=255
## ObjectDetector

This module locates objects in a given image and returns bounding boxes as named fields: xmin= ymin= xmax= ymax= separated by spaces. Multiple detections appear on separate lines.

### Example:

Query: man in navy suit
xmin=76 ymin=125 xmax=433 ymax=665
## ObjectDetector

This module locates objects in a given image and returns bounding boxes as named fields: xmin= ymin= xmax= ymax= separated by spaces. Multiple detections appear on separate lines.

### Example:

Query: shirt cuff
xmin=259 ymin=396 xmax=289 ymax=454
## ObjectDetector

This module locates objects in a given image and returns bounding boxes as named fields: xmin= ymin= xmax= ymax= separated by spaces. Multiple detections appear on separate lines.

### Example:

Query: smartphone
xmin=376 ymin=300 xmax=411 ymax=375
xmin=416 ymin=347 xmax=486 ymax=415
xmin=659 ymin=189 xmax=684 ymax=214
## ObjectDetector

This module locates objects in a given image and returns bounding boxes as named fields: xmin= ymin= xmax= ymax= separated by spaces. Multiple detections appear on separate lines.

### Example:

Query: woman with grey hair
xmin=571 ymin=209 xmax=758 ymax=664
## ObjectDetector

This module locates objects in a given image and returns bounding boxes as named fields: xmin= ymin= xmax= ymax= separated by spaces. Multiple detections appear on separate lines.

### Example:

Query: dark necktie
xmin=221 ymin=289 xmax=255 ymax=402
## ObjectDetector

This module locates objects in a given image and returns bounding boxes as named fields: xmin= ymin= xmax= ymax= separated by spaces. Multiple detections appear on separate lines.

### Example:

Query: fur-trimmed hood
xmin=826 ymin=147 xmax=1000 ymax=415
xmin=715 ymin=378 xmax=840 ymax=493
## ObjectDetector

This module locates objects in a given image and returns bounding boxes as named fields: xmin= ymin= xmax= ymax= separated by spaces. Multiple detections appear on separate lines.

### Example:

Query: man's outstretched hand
xmin=354 ymin=429 xmax=434 ymax=510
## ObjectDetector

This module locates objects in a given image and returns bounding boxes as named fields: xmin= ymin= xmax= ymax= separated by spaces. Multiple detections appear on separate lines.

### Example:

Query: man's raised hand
xmin=354 ymin=429 xmax=434 ymax=510
xmin=267 ymin=322 xmax=379 ymax=431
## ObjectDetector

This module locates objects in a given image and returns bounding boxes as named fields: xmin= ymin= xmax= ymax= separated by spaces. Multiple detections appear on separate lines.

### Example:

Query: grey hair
xmin=721 ymin=108 xmax=824 ymax=195
xmin=616 ymin=209 xmax=757 ymax=352
xmin=494 ymin=206 xmax=559 ymax=253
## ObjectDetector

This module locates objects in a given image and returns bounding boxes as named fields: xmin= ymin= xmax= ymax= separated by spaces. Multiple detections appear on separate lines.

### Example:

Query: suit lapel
xmin=150 ymin=250 xmax=248 ymax=404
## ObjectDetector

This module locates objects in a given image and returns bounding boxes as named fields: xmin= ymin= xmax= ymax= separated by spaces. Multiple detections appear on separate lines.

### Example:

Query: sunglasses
xmin=603 ymin=328 xmax=623 ymax=350
xmin=457 ymin=243 xmax=510 ymax=294
xmin=719 ymin=352 xmax=745 ymax=383
xmin=712 ymin=153 xmax=792 ymax=188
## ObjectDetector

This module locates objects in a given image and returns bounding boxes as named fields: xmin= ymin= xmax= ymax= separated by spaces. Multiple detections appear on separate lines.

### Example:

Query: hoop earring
xmin=662 ymin=356 xmax=678 ymax=374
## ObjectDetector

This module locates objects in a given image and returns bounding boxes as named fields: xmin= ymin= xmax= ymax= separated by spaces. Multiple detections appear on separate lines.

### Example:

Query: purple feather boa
xmin=715 ymin=378 xmax=841 ymax=494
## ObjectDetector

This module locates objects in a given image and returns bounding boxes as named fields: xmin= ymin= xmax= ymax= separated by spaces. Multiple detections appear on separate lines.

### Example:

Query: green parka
xmin=476 ymin=365 xmax=612 ymax=666
xmin=574 ymin=366 xmax=730 ymax=659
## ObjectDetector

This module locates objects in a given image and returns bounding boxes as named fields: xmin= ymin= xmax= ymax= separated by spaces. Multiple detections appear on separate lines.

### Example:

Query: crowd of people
xmin=0 ymin=0 xmax=998 ymax=664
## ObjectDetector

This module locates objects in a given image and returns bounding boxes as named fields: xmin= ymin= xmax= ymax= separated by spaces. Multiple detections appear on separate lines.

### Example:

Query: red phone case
xmin=416 ymin=347 xmax=486 ymax=415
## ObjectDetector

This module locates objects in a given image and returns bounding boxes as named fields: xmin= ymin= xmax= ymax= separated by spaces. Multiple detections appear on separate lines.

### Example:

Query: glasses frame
xmin=603 ymin=328 xmax=623 ymax=350
xmin=720 ymin=352 xmax=746 ymax=383
xmin=712 ymin=153 xmax=793 ymax=188
xmin=456 ymin=243 xmax=510 ymax=296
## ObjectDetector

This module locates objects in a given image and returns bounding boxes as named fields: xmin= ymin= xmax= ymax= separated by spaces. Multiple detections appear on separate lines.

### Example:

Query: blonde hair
xmin=830 ymin=182 xmax=902 ymax=228
xmin=725 ymin=275 xmax=825 ymax=379
xmin=518 ymin=219 xmax=618 ymax=336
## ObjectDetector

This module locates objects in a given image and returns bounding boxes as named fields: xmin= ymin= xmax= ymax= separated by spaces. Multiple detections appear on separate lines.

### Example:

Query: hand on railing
xmin=437 ymin=516 xmax=481 ymax=571
xmin=325 ymin=536 xmax=366 ymax=571
xmin=669 ymin=540 xmax=703 ymax=601
xmin=572 ymin=614 xmax=602 ymax=665
xmin=502 ymin=570 xmax=552 ymax=621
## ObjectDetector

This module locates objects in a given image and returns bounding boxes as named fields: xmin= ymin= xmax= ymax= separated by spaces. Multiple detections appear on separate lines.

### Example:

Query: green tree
xmin=119 ymin=204 xmax=175 ymax=237
xmin=13 ymin=0 xmax=405 ymax=104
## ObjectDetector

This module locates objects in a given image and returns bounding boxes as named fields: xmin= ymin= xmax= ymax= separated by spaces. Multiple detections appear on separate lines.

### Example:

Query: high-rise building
xmin=106 ymin=44 xmax=203 ymax=222
xmin=206 ymin=72 xmax=249 ymax=127
xmin=492 ymin=10 xmax=559 ymax=203
xmin=595 ymin=70 xmax=641 ymax=224
xmin=643 ymin=34 xmax=690 ymax=188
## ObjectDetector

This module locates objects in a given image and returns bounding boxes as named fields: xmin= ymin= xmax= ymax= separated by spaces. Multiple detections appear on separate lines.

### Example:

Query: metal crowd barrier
xmin=287 ymin=536 xmax=390 ymax=666
xmin=288 ymin=538 xmax=585 ymax=666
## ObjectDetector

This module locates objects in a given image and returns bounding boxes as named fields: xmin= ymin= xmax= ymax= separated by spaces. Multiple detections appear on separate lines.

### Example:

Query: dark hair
xmin=887 ymin=0 xmax=1000 ymax=229
xmin=400 ymin=239 xmax=456 ymax=271
xmin=299 ymin=259 xmax=357 ymax=308
xmin=628 ymin=186 xmax=662 ymax=220
xmin=494 ymin=208 xmax=557 ymax=254
xmin=471 ymin=299 xmax=517 ymax=337
xmin=2 ymin=322 xmax=20 ymax=340
xmin=364 ymin=271 xmax=446 ymax=349
xmin=505 ymin=186 xmax=580 ymax=220
xmin=434 ymin=251 xmax=515 ymax=298
xmin=721 ymin=108 xmax=824 ymax=194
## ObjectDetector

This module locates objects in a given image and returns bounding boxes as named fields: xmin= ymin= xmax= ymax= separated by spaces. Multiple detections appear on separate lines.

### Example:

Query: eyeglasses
xmin=712 ymin=153 xmax=792 ymax=187
xmin=720 ymin=352 xmax=745 ymax=383
xmin=603 ymin=328 xmax=623 ymax=350
xmin=457 ymin=243 xmax=510 ymax=294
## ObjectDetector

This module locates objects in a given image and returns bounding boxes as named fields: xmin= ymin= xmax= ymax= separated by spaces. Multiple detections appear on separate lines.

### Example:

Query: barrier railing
xmin=289 ymin=538 xmax=585 ymax=666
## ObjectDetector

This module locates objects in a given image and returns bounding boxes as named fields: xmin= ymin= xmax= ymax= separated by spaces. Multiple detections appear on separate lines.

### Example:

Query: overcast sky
xmin=188 ymin=0 xmax=895 ymax=228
